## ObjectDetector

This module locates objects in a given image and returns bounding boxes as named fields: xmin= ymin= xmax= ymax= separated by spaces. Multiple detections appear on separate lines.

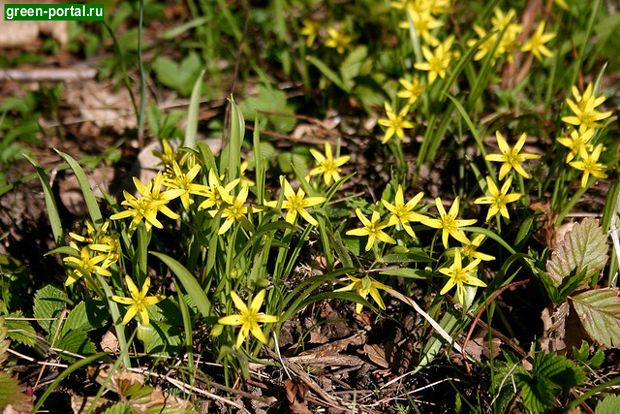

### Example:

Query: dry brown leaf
xmin=284 ymin=379 xmax=312 ymax=414
xmin=99 ymin=330 xmax=119 ymax=353
xmin=540 ymin=302 xmax=569 ymax=353
xmin=362 ymin=344 xmax=389 ymax=368
xmin=63 ymin=80 xmax=136 ymax=134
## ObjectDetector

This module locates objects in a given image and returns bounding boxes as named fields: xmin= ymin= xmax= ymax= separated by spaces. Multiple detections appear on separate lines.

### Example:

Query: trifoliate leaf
xmin=595 ymin=394 xmax=620 ymax=414
xmin=546 ymin=218 xmax=608 ymax=287
xmin=33 ymin=285 xmax=69 ymax=334
xmin=571 ymin=288 xmax=620 ymax=348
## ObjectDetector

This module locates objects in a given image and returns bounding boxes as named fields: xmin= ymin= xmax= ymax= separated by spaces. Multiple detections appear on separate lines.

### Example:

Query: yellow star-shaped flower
xmin=377 ymin=102 xmax=414 ymax=144
xmin=335 ymin=275 xmax=391 ymax=314
xmin=414 ymin=36 xmax=455 ymax=84
xmin=521 ymin=22 xmax=555 ymax=61
xmin=218 ymin=289 xmax=278 ymax=348
xmin=485 ymin=131 xmax=540 ymax=180
xmin=266 ymin=177 xmax=325 ymax=226
xmin=439 ymin=250 xmax=486 ymax=305
xmin=569 ymin=144 xmax=608 ymax=188
xmin=557 ymin=128 xmax=594 ymax=163
xmin=381 ymin=185 xmax=427 ymax=238
xmin=422 ymin=197 xmax=476 ymax=248
xmin=562 ymin=83 xmax=612 ymax=131
xmin=309 ymin=143 xmax=350 ymax=186
xmin=474 ymin=176 xmax=522 ymax=221
xmin=346 ymin=208 xmax=396 ymax=251
xmin=112 ymin=276 xmax=165 ymax=325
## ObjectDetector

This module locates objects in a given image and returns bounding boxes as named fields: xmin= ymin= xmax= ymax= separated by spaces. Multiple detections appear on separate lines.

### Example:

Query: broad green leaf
xmin=546 ymin=218 xmax=608 ymax=287
xmin=55 ymin=150 xmax=103 ymax=228
xmin=239 ymin=85 xmax=296 ymax=133
xmin=103 ymin=402 xmax=132 ymax=414
xmin=596 ymin=395 xmax=620 ymax=414
xmin=340 ymin=46 xmax=367 ymax=90
xmin=57 ymin=330 xmax=96 ymax=360
xmin=33 ymin=285 xmax=69 ymax=334
xmin=151 ymin=252 xmax=212 ymax=318
xmin=516 ymin=352 xmax=585 ymax=413
xmin=571 ymin=288 xmax=620 ymax=348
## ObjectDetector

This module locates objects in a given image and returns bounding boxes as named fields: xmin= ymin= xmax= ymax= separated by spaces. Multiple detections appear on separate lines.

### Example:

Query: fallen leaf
xmin=284 ymin=379 xmax=312 ymax=414
xmin=99 ymin=330 xmax=118 ymax=353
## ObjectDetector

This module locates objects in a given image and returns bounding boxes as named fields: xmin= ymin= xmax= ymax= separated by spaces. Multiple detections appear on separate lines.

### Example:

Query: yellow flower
xmin=87 ymin=221 xmax=121 ymax=269
xmin=163 ymin=161 xmax=205 ymax=210
xmin=112 ymin=276 xmax=165 ymax=325
xmin=218 ymin=289 xmax=278 ymax=348
xmin=398 ymin=9 xmax=442 ymax=45
xmin=346 ymin=209 xmax=396 ymax=251
xmin=324 ymin=26 xmax=352 ymax=54
xmin=197 ymin=169 xmax=239 ymax=211
xmin=396 ymin=76 xmax=425 ymax=105
xmin=414 ymin=36 xmax=455 ymax=83
xmin=439 ymin=250 xmax=486 ymax=305
xmin=309 ymin=143 xmax=350 ymax=185
xmin=557 ymin=128 xmax=594 ymax=163
xmin=569 ymin=144 xmax=608 ymax=188
xmin=381 ymin=185 xmax=427 ymax=238
xmin=377 ymin=102 xmax=414 ymax=144
xmin=216 ymin=185 xmax=251 ymax=235
xmin=111 ymin=173 xmax=182 ymax=232
xmin=335 ymin=275 xmax=391 ymax=314
xmin=265 ymin=177 xmax=325 ymax=226
xmin=485 ymin=131 xmax=540 ymax=180
xmin=152 ymin=140 xmax=178 ymax=171
xmin=460 ymin=234 xmax=495 ymax=262
xmin=422 ymin=197 xmax=476 ymax=248
xmin=300 ymin=19 xmax=319 ymax=47
xmin=521 ymin=22 xmax=555 ymax=61
xmin=474 ymin=176 xmax=522 ymax=221
xmin=562 ymin=83 xmax=612 ymax=131
xmin=63 ymin=244 xmax=112 ymax=286
xmin=240 ymin=161 xmax=255 ymax=187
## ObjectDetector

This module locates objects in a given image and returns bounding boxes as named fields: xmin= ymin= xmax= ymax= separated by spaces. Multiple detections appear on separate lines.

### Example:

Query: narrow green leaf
xmin=55 ymin=150 xmax=103 ymax=228
xmin=23 ymin=154 xmax=63 ymax=244
xmin=379 ymin=268 xmax=426 ymax=279
xmin=34 ymin=352 xmax=109 ymax=411
xmin=184 ymin=69 xmax=205 ymax=149
xmin=151 ymin=252 xmax=212 ymax=318
xmin=226 ymin=97 xmax=244 ymax=182
xmin=306 ymin=56 xmax=348 ymax=91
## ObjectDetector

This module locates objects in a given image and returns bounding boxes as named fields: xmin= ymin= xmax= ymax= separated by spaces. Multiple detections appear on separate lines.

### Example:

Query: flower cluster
xmin=300 ymin=20 xmax=353 ymax=54
xmin=558 ymin=83 xmax=611 ymax=187
xmin=64 ymin=221 xmax=120 ymax=286
xmin=467 ymin=7 xmax=555 ymax=63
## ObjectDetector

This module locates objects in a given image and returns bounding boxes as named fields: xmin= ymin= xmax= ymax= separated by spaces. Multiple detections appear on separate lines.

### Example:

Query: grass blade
xmin=184 ymin=69 xmax=206 ymax=150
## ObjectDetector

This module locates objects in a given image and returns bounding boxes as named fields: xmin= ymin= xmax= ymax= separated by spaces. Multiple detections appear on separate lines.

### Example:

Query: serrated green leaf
xmin=571 ymin=288 xmax=620 ymax=348
xmin=4 ymin=315 xmax=37 ymax=347
xmin=515 ymin=352 xmax=585 ymax=413
xmin=0 ymin=372 xmax=28 ymax=408
xmin=62 ymin=301 xmax=89 ymax=335
xmin=516 ymin=373 xmax=558 ymax=413
xmin=103 ymin=402 xmax=132 ymax=414
xmin=596 ymin=394 xmax=620 ymax=414
xmin=33 ymin=285 xmax=69 ymax=334
xmin=57 ymin=330 xmax=96 ymax=360
xmin=546 ymin=218 xmax=608 ymax=287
